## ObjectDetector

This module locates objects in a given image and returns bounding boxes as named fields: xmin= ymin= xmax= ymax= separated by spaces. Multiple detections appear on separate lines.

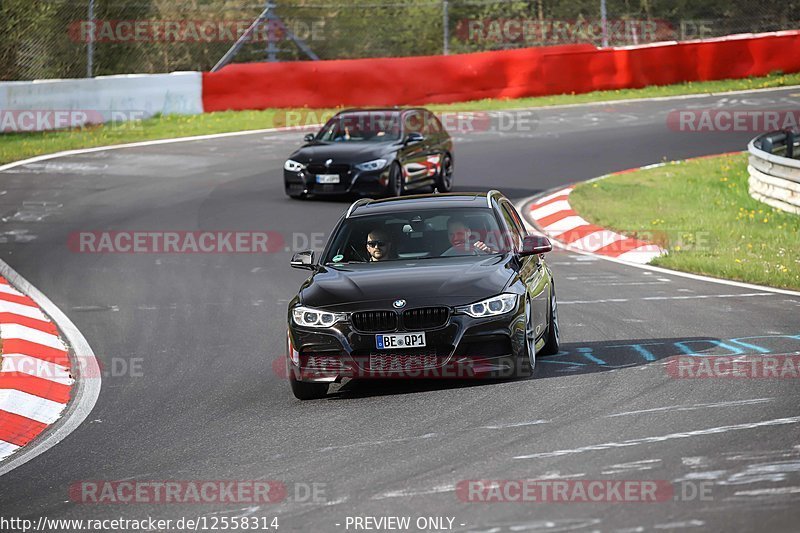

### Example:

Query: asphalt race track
xmin=1 ymin=88 xmax=800 ymax=532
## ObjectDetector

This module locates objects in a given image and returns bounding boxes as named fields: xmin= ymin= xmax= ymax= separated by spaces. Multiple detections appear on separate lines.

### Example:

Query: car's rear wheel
xmin=388 ymin=162 xmax=404 ymax=197
xmin=435 ymin=153 xmax=454 ymax=193
xmin=539 ymin=283 xmax=560 ymax=356
xmin=289 ymin=376 xmax=328 ymax=400
xmin=516 ymin=295 xmax=536 ymax=378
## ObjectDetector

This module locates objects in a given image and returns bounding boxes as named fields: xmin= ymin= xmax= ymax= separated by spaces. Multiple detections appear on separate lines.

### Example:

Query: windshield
xmin=323 ymin=208 xmax=512 ymax=264
xmin=317 ymin=112 xmax=402 ymax=143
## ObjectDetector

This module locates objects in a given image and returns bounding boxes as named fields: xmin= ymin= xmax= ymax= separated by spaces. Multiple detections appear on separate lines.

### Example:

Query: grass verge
xmin=2 ymin=71 xmax=800 ymax=166
xmin=570 ymin=152 xmax=800 ymax=290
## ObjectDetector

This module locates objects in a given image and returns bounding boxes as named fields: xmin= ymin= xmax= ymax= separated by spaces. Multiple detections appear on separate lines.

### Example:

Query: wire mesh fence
xmin=2 ymin=0 xmax=799 ymax=81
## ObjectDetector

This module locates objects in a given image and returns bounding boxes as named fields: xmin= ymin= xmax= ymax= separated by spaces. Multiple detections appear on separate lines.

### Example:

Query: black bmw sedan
xmin=283 ymin=108 xmax=454 ymax=199
xmin=285 ymin=191 xmax=559 ymax=400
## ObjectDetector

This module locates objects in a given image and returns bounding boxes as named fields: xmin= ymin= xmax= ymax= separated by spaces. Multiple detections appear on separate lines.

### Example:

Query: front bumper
xmin=286 ymin=303 xmax=527 ymax=382
xmin=284 ymin=166 xmax=391 ymax=196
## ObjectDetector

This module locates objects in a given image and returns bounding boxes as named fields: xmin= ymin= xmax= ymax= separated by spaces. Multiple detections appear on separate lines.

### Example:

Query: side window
xmin=507 ymin=202 xmax=528 ymax=238
xmin=403 ymin=111 xmax=424 ymax=135
xmin=424 ymin=111 xmax=442 ymax=135
xmin=500 ymin=202 xmax=523 ymax=250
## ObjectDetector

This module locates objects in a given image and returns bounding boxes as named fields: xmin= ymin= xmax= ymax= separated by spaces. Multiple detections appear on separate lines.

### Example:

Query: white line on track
xmin=605 ymin=398 xmax=774 ymax=418
xmin=558 ymin=293 xmax=774 ymax=305
xmin=734 ymin=486 xmax=800 ymax=496
xmin=513 ymin=416 xmax=800 ymax=460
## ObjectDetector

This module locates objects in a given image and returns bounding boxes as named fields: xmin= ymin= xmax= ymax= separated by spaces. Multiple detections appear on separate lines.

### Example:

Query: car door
xmin=421 ymin=110 xmax=447 ymax=177
xmin=399 ymin=110 xmax=433 ymax=187
xmin=501 ymin=201 xmax=549 ymax=338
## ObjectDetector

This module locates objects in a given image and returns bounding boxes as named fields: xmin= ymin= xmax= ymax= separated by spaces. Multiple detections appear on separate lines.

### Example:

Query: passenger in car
xmin=443 ymin=217 xmax=495 ymax=256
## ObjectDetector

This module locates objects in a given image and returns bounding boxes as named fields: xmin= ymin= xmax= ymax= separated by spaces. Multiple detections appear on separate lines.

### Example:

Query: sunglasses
xmin=366 ymin=240 xmax=387 ymax=248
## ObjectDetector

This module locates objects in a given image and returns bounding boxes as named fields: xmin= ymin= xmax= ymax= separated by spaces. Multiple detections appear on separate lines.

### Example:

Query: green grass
xmin=2 ymin=71 xmax=800 ymax=166
xmin=570 ymin=153 xmax=800 ymax=290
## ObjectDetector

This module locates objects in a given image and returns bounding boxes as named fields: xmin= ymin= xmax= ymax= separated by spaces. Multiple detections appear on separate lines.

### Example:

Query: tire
xmin=515 ymin=296 xmax=536 ymax=378
xmin=539 ymin=283 xmax=560 ymax=356
xmin=435 ymin=153 xmax=454 ymax=193
xmin=289 ymin=376 xmax=328 ymax=400
xmin=388 ymin=162 xmax=404 ymax=197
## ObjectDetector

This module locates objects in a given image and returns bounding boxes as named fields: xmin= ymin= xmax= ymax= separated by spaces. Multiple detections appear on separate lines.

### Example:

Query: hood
xmin=300 ymin=255 xmax=516 ymax=311
xmin=290 ymin=141 xmax=396 ymax=165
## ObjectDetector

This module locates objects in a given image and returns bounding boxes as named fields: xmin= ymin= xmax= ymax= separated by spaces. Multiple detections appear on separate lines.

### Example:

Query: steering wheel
xmin=348 ymin=243 xmax=369 ymax=262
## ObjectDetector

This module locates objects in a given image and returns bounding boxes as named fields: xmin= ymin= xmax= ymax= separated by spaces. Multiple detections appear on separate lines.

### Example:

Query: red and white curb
xmin=526 ymin=185 xmax=666 ymax=264
xmin=0 ymin=276 xmax=74 ymax=461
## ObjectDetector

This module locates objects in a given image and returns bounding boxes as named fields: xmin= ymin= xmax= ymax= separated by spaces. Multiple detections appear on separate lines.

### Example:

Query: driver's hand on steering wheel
xmin=472 ymin=241 xmax=494 ymax=254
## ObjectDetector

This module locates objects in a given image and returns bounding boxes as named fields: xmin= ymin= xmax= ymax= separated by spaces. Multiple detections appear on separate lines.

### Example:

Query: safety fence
xmin=2 ymin=0 xmax=799 ymax=81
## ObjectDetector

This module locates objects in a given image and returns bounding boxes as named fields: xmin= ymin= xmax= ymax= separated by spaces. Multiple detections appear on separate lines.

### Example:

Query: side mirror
xmin=291 ymin=250 xmax=315 ymax=270
xmin=404 ymin=132 xmax=424 ymax=145
xmin=520 ymin=235 xmax=552 ymax=256
xmin=304 ymin=133 xmax=315 ymax=142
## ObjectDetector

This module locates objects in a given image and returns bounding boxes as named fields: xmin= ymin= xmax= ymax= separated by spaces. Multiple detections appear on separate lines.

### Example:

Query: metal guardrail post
xmin=87 ymin=0 xmax=95 ymax=78
xmin=443 ymin=0 xmax=450 ymax=55
xmin=211 ymin=4 xmax=274 ymax=72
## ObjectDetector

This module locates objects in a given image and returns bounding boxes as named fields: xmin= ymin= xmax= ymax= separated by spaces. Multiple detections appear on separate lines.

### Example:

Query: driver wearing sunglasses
xmin=366 ymin=229 xmax=393 ymax=262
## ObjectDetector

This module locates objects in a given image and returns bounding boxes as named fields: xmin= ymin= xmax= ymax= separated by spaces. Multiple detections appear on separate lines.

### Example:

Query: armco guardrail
xmin=0 ymin=72 xmax=203 ymax=133
xmin=748 ymin=130 xmax=800 ymax=215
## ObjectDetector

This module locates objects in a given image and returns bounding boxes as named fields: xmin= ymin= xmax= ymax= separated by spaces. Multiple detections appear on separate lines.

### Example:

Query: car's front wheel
xmin=435 ymin=153 xmax=454 ymax=193
xmin=388 ymin=162 xmax=404 ymax=197
xmin=539 ymin=283 xmax=560 ymax=356
xmin=289 ymin=376 xmax=328 ymax=400
xmin=515 ymin=295 xmax=537 ymax=378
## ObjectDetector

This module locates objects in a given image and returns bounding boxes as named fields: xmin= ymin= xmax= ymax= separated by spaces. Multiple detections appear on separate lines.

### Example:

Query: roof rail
xmin=486 ymin=190 xmax=501 ymax=208
xmin=345 ymin=198 xmax=372 ymax=218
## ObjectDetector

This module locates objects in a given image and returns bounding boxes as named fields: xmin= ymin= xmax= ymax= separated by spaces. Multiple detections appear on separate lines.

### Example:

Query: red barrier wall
xmin=202 ymin=31 xmax=800 ymax=112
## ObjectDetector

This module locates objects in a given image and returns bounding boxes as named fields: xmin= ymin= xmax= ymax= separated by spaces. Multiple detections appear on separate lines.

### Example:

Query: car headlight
xmin=292 ymin=305 xmax=346 ymax=328
xmin=284 ymin=159 xmax=306 ymax=172
xmin=456 ymin=294 xmax=518 ymax=318
xmin=355 ymin=159 xmax=388 ymax=171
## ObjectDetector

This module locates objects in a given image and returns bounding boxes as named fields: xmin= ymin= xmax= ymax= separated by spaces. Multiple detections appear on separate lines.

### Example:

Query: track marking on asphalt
xmin=479 ymin=420 xmax=549 ymax=429
xmin=317 ymin=433 xmax=437 ymax=452
xmin=653 ymin=520 xmax=705 ymax=530
xmin=559 ymin=293 xmax=774 ymax=305
xmin=605 ymin=398 xmax=773 ymax=418
xmin=513 ymin=417 xmax=800 ymax=460
xmin=734 ymin=486 xmax=800 ymax=496
xmin=371 ymin=484 xmax=455 ymax=500
xmin=601 ymin=459 xmax=662 ymax=475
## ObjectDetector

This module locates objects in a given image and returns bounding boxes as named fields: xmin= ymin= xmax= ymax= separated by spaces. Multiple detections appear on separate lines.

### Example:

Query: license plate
xmin=316 ymin=174 xmax=340 ymax=184
xmin=376 ymin=332 xmax=426 ymax=349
